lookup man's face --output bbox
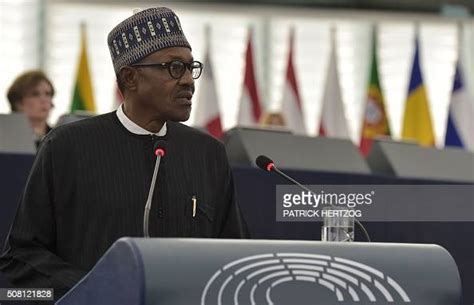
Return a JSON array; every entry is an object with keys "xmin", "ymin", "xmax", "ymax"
[{"xmin": 133, "ymin": 47, "xmax": 195, "ymax": 122}]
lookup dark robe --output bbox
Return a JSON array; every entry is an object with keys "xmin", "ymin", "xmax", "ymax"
[
  {"xmin": 0, "ymin": 112, "xmax": 248, "ymax": 301},
  {"xmin": 34, "ymin": 124, "xmax": 52, "ymax": 149}
]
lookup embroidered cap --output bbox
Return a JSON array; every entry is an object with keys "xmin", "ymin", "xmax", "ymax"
[{"xmin": 107, "ymin": 7, "xmax": 191, "ymax": 74}]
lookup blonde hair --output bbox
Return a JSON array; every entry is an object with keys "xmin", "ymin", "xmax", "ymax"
[{"xmin": 260, "ymin": 112, "xmax": 285, "ymax": 127}]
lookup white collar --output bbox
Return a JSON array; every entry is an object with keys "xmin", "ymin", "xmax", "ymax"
[{"xmin": 116, "ymin": 104, "xmax": 167, "ymax": 136}]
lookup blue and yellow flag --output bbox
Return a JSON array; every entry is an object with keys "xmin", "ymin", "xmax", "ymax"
[{"xmin": 401, "ymin": 38, "xmax": 435, "ymax": 147}]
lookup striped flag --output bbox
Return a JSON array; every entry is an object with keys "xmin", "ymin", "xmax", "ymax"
[
  {"xmin": 280, "ymin": 28, "xmax": 306, "ymax": 134},
  {"xmin": 445, "ymin": 63, "xmax": 474, "ymax": 150},
  {"xmin": 318, "ymin": 29, "xmax": 350, "ymax": 139},
  {"xmin": 401, "ymin": 37, "xmax": 435, "ymax": 147},
  {"xmin": 193, "ymin": 28, "xmax": 223, "ymax": 138},
  {"xmin": 360, "ymin": 28, "xmax": 391, "ymax": 155},
  {"xmin": 237, "ymin": 28, "xmax": 262, "ymax": 126},
  {"xmin": 70, "ymin": 23, "xmax": 96, "ymax": 113}
]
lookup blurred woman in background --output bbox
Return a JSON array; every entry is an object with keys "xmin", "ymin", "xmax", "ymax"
[
  {"xmin": 6, "ymin": 70, "xmax": 55, "ymax": 147},
  {"xmin": 260, "ymin": 111, "xmax": 286, "ymax": 127}
]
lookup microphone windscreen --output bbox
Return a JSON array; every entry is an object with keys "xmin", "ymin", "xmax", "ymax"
[
  {"xmin": 255, "ymin": 155, "xmax": 274, "ymax": 171},
  {"xmin": 154, "ymin": 140, "xmax": 167, "ymax": 157}
]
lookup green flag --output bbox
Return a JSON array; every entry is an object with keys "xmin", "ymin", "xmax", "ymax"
[{"xmin": 360, "ymin": 27, "xmax": 390, "ymax": 155}]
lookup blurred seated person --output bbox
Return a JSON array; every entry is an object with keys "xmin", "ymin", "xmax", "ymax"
[
  {"xmin": 7, "ymin": 70, "xmax": 55, "ymax": 147},
  {"xmin": 260, "ymin": 111, "xmax": 286, "ymax": 127}
]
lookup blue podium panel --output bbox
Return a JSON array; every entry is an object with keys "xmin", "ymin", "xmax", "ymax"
[
  {"xmin": 58, "ymin": 238, "xmax": 460, "ymax": 305},
  {"xmin": 0, "ymin": 153, "xmax": 35, "ymax": 290}
]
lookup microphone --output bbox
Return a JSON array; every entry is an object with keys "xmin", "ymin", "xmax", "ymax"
[
  {"xmin": 154, "ymin": 140, "xmax": 166, "ymax": 157},
  {"xmin": 255, "ymin": 155, "xmax": 371, "ymax": 242},
  {"xmin": 256, "ymin": 155, "xmax": 315, "ymax": 195},
  {"xmin": 143, "ymin": 140, "xmax": 167, "ymax": 237}
]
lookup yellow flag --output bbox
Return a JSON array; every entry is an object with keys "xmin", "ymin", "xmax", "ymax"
[
  {"xmin": 401, "ymin": 38, "xmax": 435, "ymax": 146},
  {"xmin": 70, "ymin": 23, "xmax": 96, "ymax": 113}
]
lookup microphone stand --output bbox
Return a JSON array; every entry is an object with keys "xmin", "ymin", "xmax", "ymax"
[{"xmin": 143, "ymin": 154, "xmax": 162, "ymax": 237}]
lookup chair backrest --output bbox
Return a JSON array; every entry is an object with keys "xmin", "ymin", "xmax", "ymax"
[
  {"xmin": 223, "ymin": 127, "xmax": 370, "ymax": 174},
  {"xmin": 56, "ymin": 112, "xmax": 94, "ymax": 126},
  {"xmin": 0, "ymin": 113, "xmax": 35, "ymax": 154},
  {"xmin": 367, "ymin": 139, "xmax": 474, "ymax": 182}
]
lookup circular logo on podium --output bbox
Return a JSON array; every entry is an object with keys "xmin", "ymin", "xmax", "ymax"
[{"xmin": 201, "ymin": 253, "xmax": 410, "ymax": 304}]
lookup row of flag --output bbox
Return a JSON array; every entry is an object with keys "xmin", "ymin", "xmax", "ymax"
[
  {"xmin": 70, "ymin": 24, "xmax": 473, "ymax": 155},
  {"xmin": 193, "ymin": 26, "xmax": 473, "ymax": 153},
  {"xmin": 193, "ymin": 27, "xmax": 262, "ymax": 138}
]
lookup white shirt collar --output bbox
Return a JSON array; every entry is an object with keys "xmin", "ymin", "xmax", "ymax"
[{"xmin": 116, "ymin": 104, "xmax": 167, "ymax": 136}]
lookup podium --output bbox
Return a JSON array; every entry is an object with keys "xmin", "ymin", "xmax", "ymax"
[{"xmin": 58, "ymin": 238, "xmax": 460, "ymax": 305}]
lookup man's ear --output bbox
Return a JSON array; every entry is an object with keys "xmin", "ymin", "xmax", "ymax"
[{"xmin": 118, "ymin": 66, "xmax": 138, "ymax": 92}]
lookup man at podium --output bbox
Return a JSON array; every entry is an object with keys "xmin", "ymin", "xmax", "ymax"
[{"xmin": 0, "ymin": 7, "xmax": 248, "ymax": 301}]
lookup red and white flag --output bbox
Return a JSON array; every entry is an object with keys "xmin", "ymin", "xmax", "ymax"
[
  {"xmin": 237, "ymin": 28, "xmax": 262, "ymax": 126},
  {"xmin": 193, "ymin": 34, "xmax": 223, "ymax": 138},
  {"xmin": 318, "ymin": 30, "xmax": 350, "ymax": 139},
  {"xmin": 280, "ymin": 29, "xmax": 306, "ymax": 134}
]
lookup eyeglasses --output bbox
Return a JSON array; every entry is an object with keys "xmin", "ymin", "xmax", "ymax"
[{"xmin": 131, "ymin": 60, "xmax": 203, "ymax": 80}]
